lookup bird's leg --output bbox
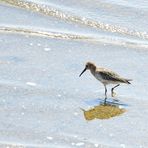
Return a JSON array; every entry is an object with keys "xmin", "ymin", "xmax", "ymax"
[
  {"xmin": 104, "ymin": 85, "xmax": 107, "ymax": 105},
  {"xmin": 111, "ymin": 84, "xmax": 120, "ymax": 97}
]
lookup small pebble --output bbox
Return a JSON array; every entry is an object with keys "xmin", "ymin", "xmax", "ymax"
[
  {"xmin": 44, "ymin": 48, "xmax": 51, "ymax": 51},
  {"xmin": 75, "ymin": 142, "xmax": 84, "ymax": 146},
  {"xmin": 47, "ymin": 136, "xmax": 53, "ymax": 140},
  {"xmin": 71, "ymin": 143, "xmax": 75, "ymax": 146},
  {"xmin": 57, "ymin": 94, "xmax": 61, "ymax": 97},
  {"xmin": 94, "ymin": 143, "xmax": 99, "ymax": 147},
  {"xmin": 26, "ymin": 82, "xmax": 37, "ymax": 86},
  {"xmin": 74, "ymin": 112, "xmax": 78, "ymax": 116},
  {"xmin": 120, "ymin": 144, "xmax": 125, "ymax": 148}
]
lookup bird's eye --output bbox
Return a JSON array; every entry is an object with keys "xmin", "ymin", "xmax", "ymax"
[{"xmin": 86, "ymin": 65, "xmax": 88, "ymax": 68}]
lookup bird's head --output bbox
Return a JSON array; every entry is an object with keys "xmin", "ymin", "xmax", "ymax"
[{"xmin": 79, "ymin": 62, "xmax": 96, "ymax": 77}]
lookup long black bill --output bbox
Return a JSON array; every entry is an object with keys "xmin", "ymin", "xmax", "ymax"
[{"xmin": 79, "ymin": 67, "xmax": 87, "ymax": 77}]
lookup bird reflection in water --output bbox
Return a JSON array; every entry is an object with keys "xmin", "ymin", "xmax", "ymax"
[{"xmin": 81, "ymin": 100, "xmax": 126, "ymax": 120}]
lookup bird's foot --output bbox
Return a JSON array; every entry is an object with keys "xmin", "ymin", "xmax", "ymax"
[
  {"xmin": 103, "ymin": 98, "xmax": 107, "ymax": 105},
  {"xmin": 111, "ymin": 91, "xmax": 116, "ymax": 97},
  {"xmin": 103, "ymin": 102, "xmax": 107, "ymax": 106}
]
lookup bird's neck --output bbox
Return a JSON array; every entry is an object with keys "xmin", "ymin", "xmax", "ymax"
[{"xmin": 90, "ymin": 66, "xmax": 96, "ymax": 75}]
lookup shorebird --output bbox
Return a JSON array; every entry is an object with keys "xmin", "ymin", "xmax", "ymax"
[{"xmin": 79, "ymin": 62, "xmax": 132, "ymax": 104}]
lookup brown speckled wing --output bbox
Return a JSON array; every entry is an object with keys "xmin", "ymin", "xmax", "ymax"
[{"xmin": 99, "ymin": 71, "xmax": 126, "ymax": 83}]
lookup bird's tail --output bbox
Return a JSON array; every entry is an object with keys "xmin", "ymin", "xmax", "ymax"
[{"xmin": 125, "ymin": 79, "xmax": 132, "ymax": 84}]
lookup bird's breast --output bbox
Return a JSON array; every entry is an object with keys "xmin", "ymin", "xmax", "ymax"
[{"xmin": 94, "ymin": 73, "xmax": 103, "ymax": 82}]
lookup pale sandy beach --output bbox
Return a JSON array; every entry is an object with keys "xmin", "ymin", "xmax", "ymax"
[{"xmin": 0, "ymin": 0, "xmax": 148, "ymax": 148}]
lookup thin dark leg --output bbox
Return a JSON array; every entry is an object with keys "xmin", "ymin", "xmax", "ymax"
[
  {"xmin": 104, "ymin": 85, "xmax": 107, "ymax": 105},
  {"xmin": 111, "ymin": 84, "xmax": 120, "ymax": 97}
]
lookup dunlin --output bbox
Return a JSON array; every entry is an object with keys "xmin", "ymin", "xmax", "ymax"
[{"xmin": 79, "ymin": 62, "xmax": 132, "ymax": 104}]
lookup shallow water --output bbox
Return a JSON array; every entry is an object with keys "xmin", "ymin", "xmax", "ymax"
[{"xmin": 0, "ymin": 0, "xmax": 148, "ymax": 147}]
